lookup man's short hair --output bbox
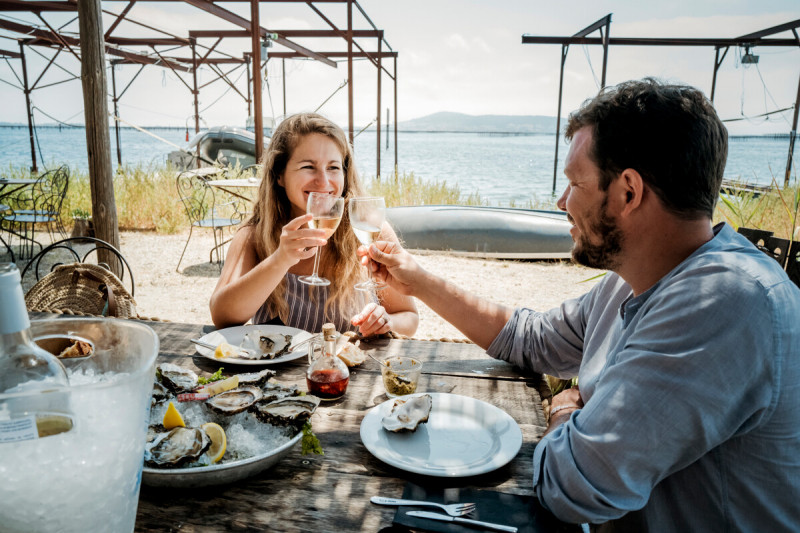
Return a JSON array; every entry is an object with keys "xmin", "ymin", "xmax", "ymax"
[{"xmin": 565, "ymin": 78, "xmax": 728, "ymax": 219}]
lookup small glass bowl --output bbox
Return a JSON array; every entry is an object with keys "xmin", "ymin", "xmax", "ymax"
[{"xmin": 380, "ymin": 356, "xmax": 422, "ymax": 398}]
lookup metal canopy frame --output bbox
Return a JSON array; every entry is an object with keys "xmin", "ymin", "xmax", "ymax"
[
  {"xmin": 0, "ymin": 0, "xmax": 398, "ymax": 177},
  {"xmin": 523, "ymin": 15, "xmax": 800, "ymax": 191}
]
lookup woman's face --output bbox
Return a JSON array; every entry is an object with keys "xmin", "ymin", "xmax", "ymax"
[{"xmin": 278, "ymin": 133, "xmax": 345, "ymax": 218}]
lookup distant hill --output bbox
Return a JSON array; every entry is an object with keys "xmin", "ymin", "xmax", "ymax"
[{"xmin": 395, "ymin": 111, "xmax": 557, "ymax": 133}]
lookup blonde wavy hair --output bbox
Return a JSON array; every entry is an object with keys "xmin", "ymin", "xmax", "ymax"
[{"xmin": 247, "ymin": 113, "xmax": 368, "ymax": 324}]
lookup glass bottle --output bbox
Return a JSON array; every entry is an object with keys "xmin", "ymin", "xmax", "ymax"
[
  {"xmin": 0, "ymin": 263, "xmax": 73, "ymax": 442},
  {"xmin": 306, "ymin": 323, "xmax": 349, "ymax": 400}
]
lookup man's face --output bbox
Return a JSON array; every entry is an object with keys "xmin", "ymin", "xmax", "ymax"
[{"xmin": 557, "ymin": 127, "xmax": 623, "ymax": 270}]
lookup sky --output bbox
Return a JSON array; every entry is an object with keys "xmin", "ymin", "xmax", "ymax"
[{"xmin": 0, "ymin": 0, "xmax": 798, "ymax": 135}]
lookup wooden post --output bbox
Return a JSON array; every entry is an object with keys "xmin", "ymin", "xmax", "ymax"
[
  {"xmin": 77, "ymin": 0, "xmax": 120, "ymax": 275},
  {"xmin": 347, "ymin": 0, "xmax": 354, "ymax": 144},
  {"xmin": 19, "ymin": 42, "xmax": 37, "ymax": 174},
  {"xmin": 552, "ymin": 44, "xmax": 568, "ymax": 195},
  {"xmin": 376, "ymin": 36, "xmax": 381, "ymax": 180},
  {"xmin": 251, "ymin": 0, "xmax": 263, "ymax": 164},
  {"xmin": 111, "ymin": 61, "xmax": 122, "ymax": 166}
]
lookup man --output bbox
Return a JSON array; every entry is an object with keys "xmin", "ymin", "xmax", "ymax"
[{"xmin": 361, "ymin": 79, "xmax": 800, "ymax": 531}]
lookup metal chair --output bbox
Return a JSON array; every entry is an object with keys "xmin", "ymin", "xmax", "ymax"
[
  {"xmin": 176, "ymin": 170, "xmax": 245, "ymax": 272},
  {"xmin": 2, "ymin": 166, "xmax": 70, "ymax": 260}
]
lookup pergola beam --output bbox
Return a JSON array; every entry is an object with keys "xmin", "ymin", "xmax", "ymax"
[
  {"xmin": 189, "ymin": 29, "xmax": 383, "ymax": 39},
  {"xmin": 521, "ymin": 36, "xmax": 797, "ymax": 47}
]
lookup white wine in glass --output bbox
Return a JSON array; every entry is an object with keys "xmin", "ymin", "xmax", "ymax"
[
  {"xmin": 348, "ymin": 196, "xmax": 387, "ymax": 291},
  {"xmin": 299, "ymin": 192, "xmax": 344, "ymax": 286}
]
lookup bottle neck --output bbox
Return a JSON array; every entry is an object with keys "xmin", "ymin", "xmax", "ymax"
[{"xmin": 0, "ymin": 276, "xmax": 30, "ymax": 337}]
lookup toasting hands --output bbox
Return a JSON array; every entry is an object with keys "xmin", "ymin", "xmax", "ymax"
[{"xmin": 356, "ymin": 241, "xmax": 423, "ymax": 296}]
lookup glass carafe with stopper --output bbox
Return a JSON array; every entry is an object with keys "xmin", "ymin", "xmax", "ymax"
[
  {"xmin": 306, "ymin": 323, "xmax": 349, "ymax": 400},
  {"xmin": 0, "ymin": 263, "xmax": 73, "ymax": 442}
]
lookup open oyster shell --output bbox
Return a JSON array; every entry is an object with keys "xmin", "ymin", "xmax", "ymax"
[
  {"xmin": 157, "ymin": 363, "xmax": 198, "ymax": 394},
  {"xmin": 236, "ymin": 368, "xmax": 277, "ymax": 387},
  {"xmin": 144, "ymin": 426, "xmax": 211, "ymax": 468},
  {"xmin": 205, "ymin": 386, "xmax": 263, "ymax": 415},
  {"xmin": 239, "ymin": 331, "xmax": 292, "ymax": 360},
  {"xmin": 381, "ymin": 394, "xmax": 432, "ymax": 433},
  {"xmin": 251, "ymin": 395, "xmax": 320, "ymax": 427}
]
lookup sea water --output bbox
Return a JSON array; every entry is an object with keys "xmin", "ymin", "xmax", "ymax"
[
  {"xmin": 0, "ymin": 125, "xmax": 795, "ymax": 205},
  {"xmin": 0, "ymin": 367, "xmax": 152, "ymax": 533}
]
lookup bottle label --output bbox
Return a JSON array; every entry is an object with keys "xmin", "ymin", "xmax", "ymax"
[{"xmin": 0, "ymin": 415, "xmax": 39, "ymax": 443}]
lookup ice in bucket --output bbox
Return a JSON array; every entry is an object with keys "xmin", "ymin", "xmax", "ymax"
[{"xmin": 0, "ymin": 319, "xmax": 159, "ymax": 533}]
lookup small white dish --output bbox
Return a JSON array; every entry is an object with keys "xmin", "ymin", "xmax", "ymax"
[
  {"xmin": 195, "ymin": 325, "xmax": 314, "ymax": 366},
  {"xmin": 360, "ymin": 392, "xmax": 522, "ymax": 477}
]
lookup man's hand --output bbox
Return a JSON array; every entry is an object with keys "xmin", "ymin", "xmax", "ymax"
[
  {"xmin": 544, "ymin": 386, "xmax": 583, "ymax": 437},
  {"xmin": 357, "ymin": 240, "xmax": 424, "ymax": 296}
]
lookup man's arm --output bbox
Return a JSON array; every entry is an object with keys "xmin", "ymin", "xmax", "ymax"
[{"xmin": 363, "ymin": 241, "xmax": 512, "ymax": 348}]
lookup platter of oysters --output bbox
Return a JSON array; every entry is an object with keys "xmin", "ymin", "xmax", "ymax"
[
  {"xmin": 195, "ymin": 325, "xmax": 315, "ymax": 365},
  {"xmin": 143, "ymin": 363, "xmax": 320, "ymax": 487},
  {"xmin": 360, "ymin": 393, "xmax": 522, "ymax": 477}
]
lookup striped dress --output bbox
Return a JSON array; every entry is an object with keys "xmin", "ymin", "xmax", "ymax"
[{"xmin": 252, "ymin": 272, "xmax": 372, "ymax": 333}]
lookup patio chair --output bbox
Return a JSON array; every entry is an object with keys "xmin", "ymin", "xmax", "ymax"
[
  {"xmin": 0, "ymin": 203, "xmax": 13, "ymax": 261},
  {"xmin": 1, "ymin": 166, "xmax": 70, "ymax": 259},
  {"xmin": 22, "ymin": 236, "xmax": 137, "ymax": 318},
  {"xmin": 176, "ymin": 170, "xmax": 245, "ymax": 272}
]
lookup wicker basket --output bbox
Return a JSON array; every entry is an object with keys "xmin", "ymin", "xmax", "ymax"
[{"xmin": 25, "ymin": 263, "xmax": 137, "ymax": 318}]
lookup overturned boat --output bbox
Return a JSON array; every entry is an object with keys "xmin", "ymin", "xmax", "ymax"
[
  {"xmin": 386, "ymin": 205, "xmax": 573, "ymax": 259},
  {"xmin": 167, "ymin": 126, "xmax": 269, "ymax": 170}
]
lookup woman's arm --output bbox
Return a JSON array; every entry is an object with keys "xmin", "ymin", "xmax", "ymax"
[
  {"xmin": 209, "ymin": 215, "xmax": 324, "ymax": 328},
  {"xmin": 350, "ymin": 223, "xmax": 419, "ymax": 337}
]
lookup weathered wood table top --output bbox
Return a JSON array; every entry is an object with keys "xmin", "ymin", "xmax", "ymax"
[{"xmin": 31, "ymin": 315, "xmax": 573, "ymax": 532}]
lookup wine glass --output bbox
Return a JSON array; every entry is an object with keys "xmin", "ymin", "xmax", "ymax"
[
  {"xmin": 348, "ymin": 196, "xmax": 387, "ymax": 292},
  {"xmin": 299, "ymin": 192, "xmax": 345, "ymax": 286}
]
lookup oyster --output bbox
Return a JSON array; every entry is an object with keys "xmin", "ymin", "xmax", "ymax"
[
  {"xmin": 251, "ymin": 395, "xmax": 320, "ymax": 427},
  {"xmin": 144, "ymin": 427, "xmax": 211, "ymax": 468},
  {"xmin": 157, "ymin": 363, "xmax": 198, "ymax": 394},
  {"xmin": 151, "ymin": 381, "xmax": 171, "ymax": 406},
  {"xmin": 240, "ymin": 331, "xmax": 292, "ymax": 360},
  {"xmin": 236, "ymin": 368, "xmax": 276, "ymax": 387},
  {"xmin": 382, "ymin": 394, "xmax": 432, "ymax": 433},
  {"xmin": 257, "ymin": 381, "xmax": 301, "ymax": 404},
  {"xmin": 205, "ymin": 386, "xmax": 263, "ymax": 415}
]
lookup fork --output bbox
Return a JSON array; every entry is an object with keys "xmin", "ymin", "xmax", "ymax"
[
  {"xmin": 370, "ymin": 496, "xmax": 476, "ymax": 517},
  {"xmin": 190, "ymin": 338, "xmax": 258, "ymax": 358}
]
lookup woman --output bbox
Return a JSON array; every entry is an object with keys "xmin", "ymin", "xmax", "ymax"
[{"xmin": 210, "ymin": 113, "xmax": 418, "ymax": 337}]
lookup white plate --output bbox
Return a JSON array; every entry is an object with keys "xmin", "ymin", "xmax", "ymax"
[
  {"xmin": 196, "ymin": 325, "xmax": 314, "ymax": 366},
  {"xmin": 360, "ymin": 393, "xmax": 522, "ymax": 477}
]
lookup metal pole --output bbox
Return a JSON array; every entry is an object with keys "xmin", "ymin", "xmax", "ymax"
[
  {"xmin": 282, "ymin": 57, "xmax": 286, "ymax": 117},
  {"xmin": 393, "ymin": 57, "xmax": 398, "ymax": 178},
  {"xmin": 191, "ymin": 39, "xmax": 199, "ymax": 133},
  {"xmin": 553, "ymin": 44, "xmax": 568, "ymax": 194},
  {"xmin": 111, "ymin": 61, "xmax": 122, "ymax": 166},
  {"xmin": 600, "ymin": 19, "xmax": 610, "ymax": 88},
  {"xmin": 245, "ymin": 54, "xmax": 252, "ymax": 117},
  {"xmin": 385, "ymin": 107, "xmax": 389, "ymax": 150},
  {"xmin": 376, "ymin": 36, "xmax": 381, "ymax": 180},
  {"xmin": 785, "ymin": 70, "xmax": 800, "ymax": 187},
  {"xmin": 250, "ymin": 0, "xmax": 264, "ymax": 164},
  {"xmin": 347, "ymin": 0, "xmax": 354, "ymax": 144},
  {"xmin": 711, "ymin": 47, "xmax": 720, "ymax": 102},
  {"xmin": 19, "ymin": 41, "xmax": 37, "ymax": 173}
]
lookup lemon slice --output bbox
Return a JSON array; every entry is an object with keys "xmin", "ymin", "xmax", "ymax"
[
  {"xmin": 202, "ymin": 422, "xmax": 226, "ymax": 463},
  {"xmin": 214, "ymin": 342, "xmax": 237, "ymax": 359},
  {"xmin": 162, "ymin": 401, "xmax": 185, "ymax": 429}
]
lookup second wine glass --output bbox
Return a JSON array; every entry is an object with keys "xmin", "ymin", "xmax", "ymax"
[
  {"xmin": 348, "ymin": 196, "xmax": 387, "ymax": 292},
  {"xmin": 299, "ymin": 192, "xmax": 344, "ymax": 287}
]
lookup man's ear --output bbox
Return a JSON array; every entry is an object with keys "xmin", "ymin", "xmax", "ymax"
[{"xmin": 617, "ymin": 168, "xmax": 644, "ymax": 216}]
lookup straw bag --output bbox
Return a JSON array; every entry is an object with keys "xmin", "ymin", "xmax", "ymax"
[{"xmin": 25, "ymin": 263, "xmax": 137, "ymax": 318}]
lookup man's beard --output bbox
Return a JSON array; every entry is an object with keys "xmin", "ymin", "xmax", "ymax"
[{"xmin": 571, "ymin": 197, "xmax": 623, "ymax": 270}]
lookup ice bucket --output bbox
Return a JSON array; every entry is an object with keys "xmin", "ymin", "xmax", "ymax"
[{"xmin": 0, "ymin": 318, "xmax": 159, "ymax": 533}]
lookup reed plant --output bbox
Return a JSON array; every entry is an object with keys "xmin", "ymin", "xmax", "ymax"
[{"xmin": 714, "ymin": 178, "xmax": 799, "ymax": 241}]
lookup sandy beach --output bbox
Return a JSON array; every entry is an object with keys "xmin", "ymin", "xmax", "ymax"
[{"xmin": 18, "ymin": 230, "xmax": 601, "ymax": 340}]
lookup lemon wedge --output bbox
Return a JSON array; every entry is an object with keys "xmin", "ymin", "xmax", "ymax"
[
  {"xmin": 162, "ymin": 401, "xmax": 185, "ymax": 429},
  {"xmin": 214, "ymin": 342, "xmax": 237, "ymax": 359},
  {"xmin": 202, "ymin": 422, "xmax": 226, "ymax": 463}
]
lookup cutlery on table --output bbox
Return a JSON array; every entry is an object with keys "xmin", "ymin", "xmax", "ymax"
[
  {"xmin": 406, "ymin": 510, "xmax": 518, "ymax": 533},
  {"xmin": 370, "ymin": 496, "xmax": 475, "ymax": 517}
]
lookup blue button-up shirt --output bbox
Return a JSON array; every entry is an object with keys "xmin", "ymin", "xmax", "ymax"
[{"xmin": 488, "ymin": 223, "xmax": 800, "ymax": 531}]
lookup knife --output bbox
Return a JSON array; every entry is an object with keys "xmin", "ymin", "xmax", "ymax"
[{"xmin": 406, "ymin": 510, "xmax": 518, "ymax": 533}]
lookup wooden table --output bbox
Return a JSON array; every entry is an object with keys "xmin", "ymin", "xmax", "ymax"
[{"xmin": 32, "ymin": 315, "xmax": 575, "ymax": 532}]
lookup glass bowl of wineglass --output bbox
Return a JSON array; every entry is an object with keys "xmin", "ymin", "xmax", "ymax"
[
  {"xmin": 299, "ymin": 192, "xmax": 344, "ymax": 287},
  {"xmin": 348, "ymin": 196, "xmax": 387, "ymax": 292}
]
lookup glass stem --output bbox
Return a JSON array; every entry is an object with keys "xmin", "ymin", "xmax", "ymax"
[{"xmin": 311, "ymin": 246, "xmax": 322, "ymax": 279}]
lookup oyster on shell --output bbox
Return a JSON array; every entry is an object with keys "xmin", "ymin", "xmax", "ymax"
[
  {"xmin": 381, "ymin": 394, "xmax": 432, "ymax": 433},
  {"xmin": 257, "ymin": 381, "xmax": 300, "ymax": 404},
  {"xmin": 157, "ymin": 363, "xmax": 198, "ymax": 394},
  {"xmin": 240, "ymin": 331, "xmax": 293, "ymax": 360},
  {"xmin": 144, "ymin": 426, "xmax": 211, "ymax": 467},
  {"xmin": 151, "ymin": 381, "xmax": 170, "ymax": 406},
  {"xmin": 236, "ymin": 368, "xmax": 276, "ymax": 387},
  {"xmin": 251, "ymin": 395, "xmax": 320, "ymax": 427},
  {"xmin": 205, "ymin": 385, "xmax": 263, "ymax": 415}
]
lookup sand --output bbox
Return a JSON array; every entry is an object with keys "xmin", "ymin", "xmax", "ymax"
[{"xmin": 17, "ymin": 230, "xmax": 604, "ymax": 340}]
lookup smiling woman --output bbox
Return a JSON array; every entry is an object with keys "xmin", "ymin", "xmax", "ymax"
[{"xmin": 208, "ymin": 113, "xmax": 419, "ymax": 338}]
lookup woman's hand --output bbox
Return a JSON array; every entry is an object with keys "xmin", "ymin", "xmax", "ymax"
[
  {"xmin": 351, "ymin": 302, "xmax": 392, "ymax": 337},
  {"xmin": 273, "ymin": 213, "xmax": 327, "ymax": 267}
]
